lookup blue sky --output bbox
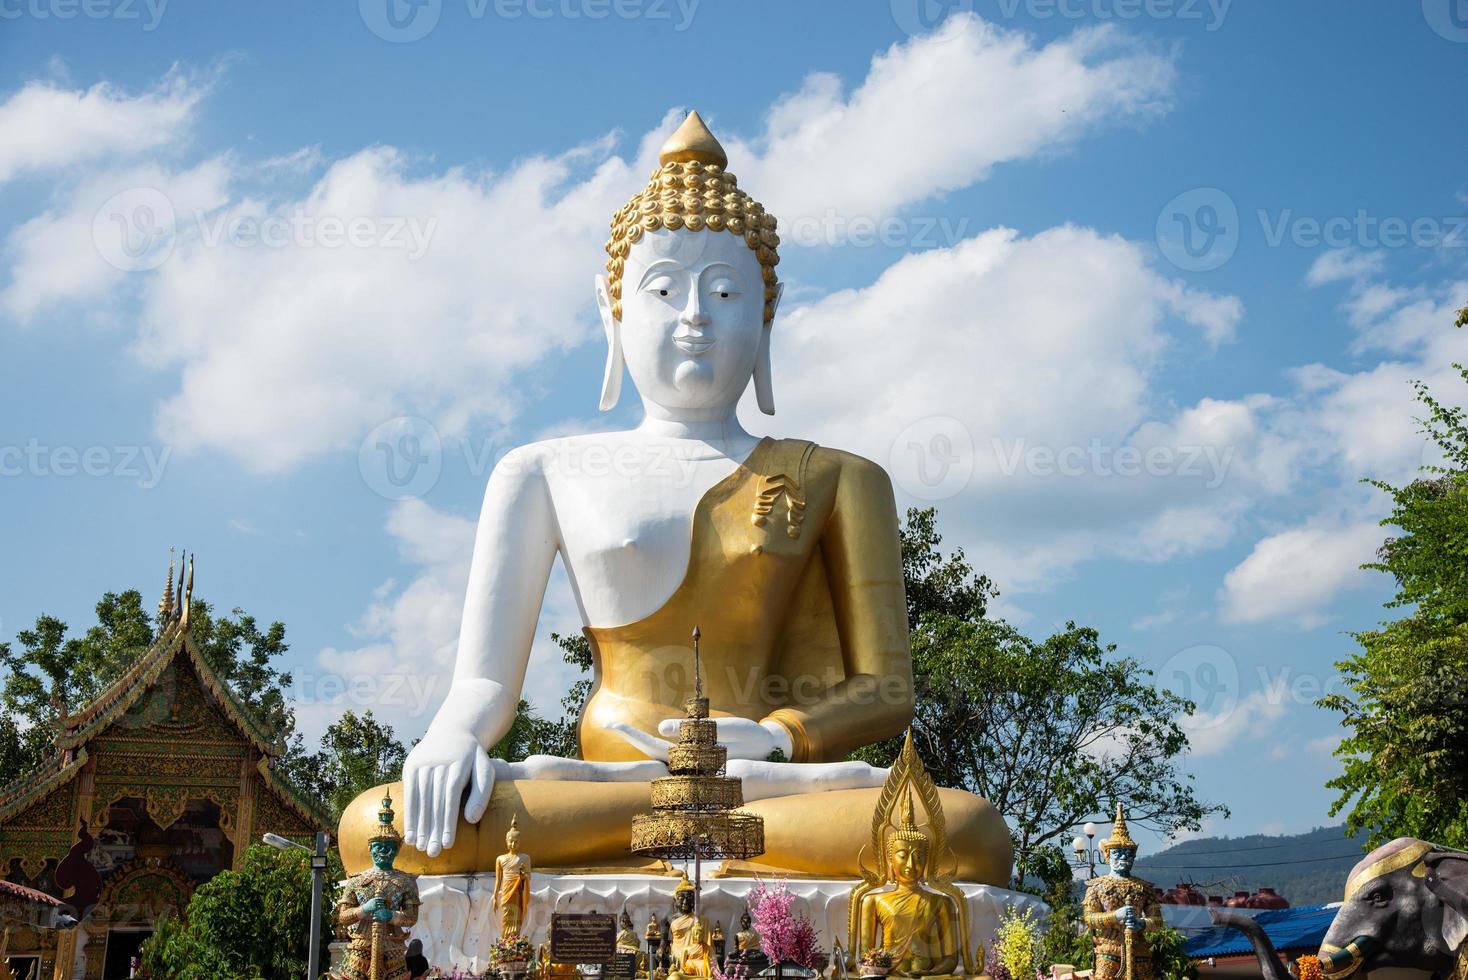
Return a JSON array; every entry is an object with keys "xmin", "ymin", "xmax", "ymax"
[{"xmin": 2, "ymin": 1, "xmax": 1466, "ymax": 865}]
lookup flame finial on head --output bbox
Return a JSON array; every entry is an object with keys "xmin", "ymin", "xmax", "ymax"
[
  {"xmin": 659, "ymin": 110, "xmax": 728, "ymax": 168},
  {"xmin": 886, "ymin": 788, "xmax": 928, "ymax": 855},
  {"xmin": 1100, "ymin": 802, "xmax": 1137, "ymax": 858},
  {"xmin": 370, "ymin": 789, "xmax": 403, "ymax": 845}
]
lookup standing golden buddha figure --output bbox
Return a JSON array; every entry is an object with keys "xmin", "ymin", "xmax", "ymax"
[
  {"xmin": 331, "ymin": 793, "xmax": 420, "ymax": 980},
  {"xmin": 1082, "ymin": 806, "xmax": 1162, "ymax": 980},
  {"xmin": 494, "ymin": 814, "xmax": 532, "ymax": 938}
]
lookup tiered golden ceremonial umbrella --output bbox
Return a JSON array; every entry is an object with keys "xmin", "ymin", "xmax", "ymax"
[{"xmin": 631, "ymin": 627, "xmax": 765, "ymax": 913}]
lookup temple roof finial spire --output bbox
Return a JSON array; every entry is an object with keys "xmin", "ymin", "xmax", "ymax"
[
  {"xmin": 158, "ymin": 547, "xmax": 176, "ymax": 622},
  {"xmin": 180, "ymin": 553, "xmax": 195, "ymax": 629}
]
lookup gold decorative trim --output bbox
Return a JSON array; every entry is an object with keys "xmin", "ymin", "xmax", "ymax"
[{"xmin": 1344, "ymin": 841, "xmax": 1432, "ymax": 900}]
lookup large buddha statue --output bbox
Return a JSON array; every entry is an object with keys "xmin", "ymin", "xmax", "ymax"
[{"xmin": 340, "ymin": 110, "xmax": 1010, "ymax": 884}]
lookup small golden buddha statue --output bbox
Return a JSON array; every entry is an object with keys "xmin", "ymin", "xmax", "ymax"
[
  {"xmin": 734, "ymin": 907, "xmax": 761, "ymax": 956},
  {"xmin": 618, "ymin": 909, "xmax": 642, "ymax": 953},
  {"xmin": 850, "ymin": 733, "xmax": 973, "ymax": 977},
  {"xmin": 618, "ymin": 908, "xmax": 650, "ymax": 977},
  {"xmin": 494, "ymin": 814, "xmax": 532, "ymax": 938},
  {"xmin": 858, "ymin": 792, "xmax": 959, "ymax": 976},
  {"xmin": 538, "ymin": 941, "xmax": 579, "ymax": 980},
  {"xmin": 670, "ymin": 919, "xmax": 716, "ymax": 980},
  {"xmin": 668, "ymin": 872, "xmax": 706, "ymax": 965}
]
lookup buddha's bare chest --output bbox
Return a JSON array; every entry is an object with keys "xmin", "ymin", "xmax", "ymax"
[{"xmin": 543, "ymin": 447, "xmax": 749, "ymax": 623}]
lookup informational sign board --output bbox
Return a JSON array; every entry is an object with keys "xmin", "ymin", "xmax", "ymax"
[
  {"xmin": 550, "ymin": 912, "xmax": 618, "ymax": 964},
  {"xmin": 603, "ymin": 952, "xmax": 638, "ymax": 980}
]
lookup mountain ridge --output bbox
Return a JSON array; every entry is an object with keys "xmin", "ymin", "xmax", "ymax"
[{"xmin": 1132, "ymin": 824, "xmax": 1372, "ymax": 906}]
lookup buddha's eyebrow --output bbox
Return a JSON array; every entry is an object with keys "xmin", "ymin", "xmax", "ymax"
[
  {"xmin": 698, "ymin": 262, "xmax": 742, "ymax": 281},
  {"xmin": 633, "ymin": 258, "xmax": 687, "ymax": 288}
]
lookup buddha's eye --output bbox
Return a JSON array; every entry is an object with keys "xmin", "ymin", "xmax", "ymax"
[
  {"xmin": 644, "ymin": 276, "xmax": 679, "ymax": 299},
  {"xmin": 709, "ymin": 279, "xmax": 740, "ymax": 300}
]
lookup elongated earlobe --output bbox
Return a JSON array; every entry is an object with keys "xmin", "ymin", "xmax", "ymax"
[
  {"xmin": 753, "ymin": 283, "xmax": 782, "ymax": 415},
  {"xmin": 595, "ymin": 274, "xmax": 623, "ymax": 411}
]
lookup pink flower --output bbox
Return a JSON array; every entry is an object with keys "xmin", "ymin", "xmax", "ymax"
[{"xmin": 747, "ymin": 878, "xmax": 823, "ymax": 970}]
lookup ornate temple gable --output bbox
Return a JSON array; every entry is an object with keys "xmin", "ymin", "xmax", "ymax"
[
  {"xmin": 0, "ymin": 571, "xmax": 331, "ymax": 889},
  {"xmin": 56, "ymin": 623, "xmax": 282, "ymax": 758},
  {"xmin": 252, "ymin": 765, "xmax": 322, "ymax": 841}
]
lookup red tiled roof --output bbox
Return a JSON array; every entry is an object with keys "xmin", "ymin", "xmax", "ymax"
[{"xmin": 0, "ymin": 879, "xmax": 63, "ymax": 906}]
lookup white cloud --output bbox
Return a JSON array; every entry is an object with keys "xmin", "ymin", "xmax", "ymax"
[
  {"xmin": 1185, "ymin": 679, "xmax": 1291, "ymax": 756},
  {"xmin": 3, "ymin": 15, "xmax": 1179, "ymax": 473},
  {"xmin": 0, "ymin": 71, "xmax": 205, "ymax": 184},
  {"xmin": 1306, "ymin": 248, "xmax": 1386, "ymax": 287},
  {"xmin": 762, "ymin": 224, "xmax": 1247, "ymax": 589},
  {"xmin": 736, "ymin": 15, "xmax": 1177, "ymax": 228},
  {"xmin": 1219, "ymin": 521, "xmax": 1383, "ymax": 627},
  {"xmin": 1214, "ymin": 265, "xmax": 1468, "ymax": 626},
  {"xmin": 2, "ymin": 159, "xmax": 231, "ymax": 321}
]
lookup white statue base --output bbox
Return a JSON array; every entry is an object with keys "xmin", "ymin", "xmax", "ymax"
[{"xmin": 408, "ymin": 872, "xmax": 1047, "ymax": 974}]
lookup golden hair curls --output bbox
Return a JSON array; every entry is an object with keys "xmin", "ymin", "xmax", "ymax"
[{"xmin": 604, "ymin": 112, "xmax": 780, "ymax": 325}]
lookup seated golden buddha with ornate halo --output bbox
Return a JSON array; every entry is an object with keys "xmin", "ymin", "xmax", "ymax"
[{"xmin": 339, "ymin": 111, "xmax": 1010, "ymax": 885}]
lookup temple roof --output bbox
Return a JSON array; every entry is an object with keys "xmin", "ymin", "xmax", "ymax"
[{"xmin": 0, "ymin": 618, "xmax": 328, "ymax": 832}]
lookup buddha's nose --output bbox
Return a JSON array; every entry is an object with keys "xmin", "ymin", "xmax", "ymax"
[{"xmin": 678, "ymin": 294, "xmax": 710, "ymax": 331}]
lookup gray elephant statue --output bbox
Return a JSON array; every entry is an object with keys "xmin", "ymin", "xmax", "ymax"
[{"xmin": 1215, "ymin": 838, "xmax": 1468, "ymax": 980}]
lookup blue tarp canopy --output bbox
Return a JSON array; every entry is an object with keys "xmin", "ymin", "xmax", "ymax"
[{"xmin": 1184, "ymin": 904, "xmax": 1339, "ymax": 960}]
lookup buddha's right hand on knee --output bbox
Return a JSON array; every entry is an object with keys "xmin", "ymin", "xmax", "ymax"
[{"xmin": 402, "ymin": 727, "xmax": 495, "ymax": 857}]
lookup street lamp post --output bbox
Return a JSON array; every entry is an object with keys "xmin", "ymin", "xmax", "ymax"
[
  {"xmin": 1070, "ymin": 821, "xmax": 1100, "ymax": 879},
  {"xmin": 265, "ymin": 831, "xmax": 330, "ymax": 979}
]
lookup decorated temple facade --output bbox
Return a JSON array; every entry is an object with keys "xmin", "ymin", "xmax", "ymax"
[{"xmin": 0, "ymin": 563, "xmax": 330, "ymax": 979}]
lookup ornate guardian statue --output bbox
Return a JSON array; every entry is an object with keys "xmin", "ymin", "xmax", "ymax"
[
  {"xmin": 332, "ymin": 793, "xmax": 421, "ymax": 980},
  {"xmin": 340, "ymin": 110, "xmax": 1010, "ymax": 884},
  {"xmin": 1082, "ymin": 806, "xmax": 1161, "ymax": 980}
]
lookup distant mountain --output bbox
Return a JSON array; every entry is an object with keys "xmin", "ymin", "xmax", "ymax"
[{"xmin": 1133, "ymin": 824, "xmax": 1372, "ymax": 907}]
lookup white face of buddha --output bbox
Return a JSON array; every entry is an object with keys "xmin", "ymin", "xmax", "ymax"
[{"xmin": 610, "ymin": 227, "xmax": 767, "ymax": 415}]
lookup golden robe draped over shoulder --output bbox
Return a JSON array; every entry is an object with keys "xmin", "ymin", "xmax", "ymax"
[{"xmin": 581, "ymin": 437, "xmax": 914, "ymax": 763}]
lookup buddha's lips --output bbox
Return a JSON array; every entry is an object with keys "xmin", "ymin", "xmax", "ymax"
[{"xmin": 674, "ymin": 337, "xmax": 714, "ymax": 354}]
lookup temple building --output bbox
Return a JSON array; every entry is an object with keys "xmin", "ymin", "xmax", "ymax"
[{"xmin": 0, "ymin": 559, "xmax": 330, "ymax": 979}]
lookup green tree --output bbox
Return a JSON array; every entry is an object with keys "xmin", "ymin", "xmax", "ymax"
[
  {"xmin": 138, "ymin": 844, "xmax": 340, "ymax": 980},
  {"xmin": 1319, "ymin": 308, "xmax": 1468, "ymax": 847},
  {"xmin": 898, "ymin": 506, "xmax": 997, "ymax": 628},
  {"xmin": 0, "ymin": 590, "xmax": 298, "ymax": 788},
  {"xmin": 277, "ymin": 709, "xmax": 408, "ymax": 822},
  {"xmin": 856, "ymin": 612, "xmax": 1223, "ymax": 886}
]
